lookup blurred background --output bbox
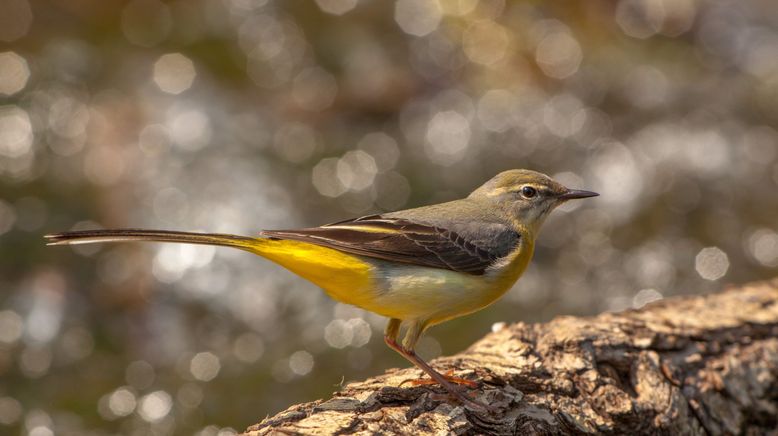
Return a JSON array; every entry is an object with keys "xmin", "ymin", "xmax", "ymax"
[{"xmin": 1, "ymin": 0, "xmax": 778, "ymax": 434}]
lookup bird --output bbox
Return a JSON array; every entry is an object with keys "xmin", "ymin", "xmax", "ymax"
[{"xmin": 46, "ymin": 169, "xmax": 597, "ymax": 411}]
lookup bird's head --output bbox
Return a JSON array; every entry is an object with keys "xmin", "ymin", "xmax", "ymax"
[{"xmin": 468, "ymin": 169, "xmax": 598, "ymax": 233}]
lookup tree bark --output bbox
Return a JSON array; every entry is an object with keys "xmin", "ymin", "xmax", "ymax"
[{"xmin": 243, "ymin": 279, "xmax": 778, "ymax": 435}]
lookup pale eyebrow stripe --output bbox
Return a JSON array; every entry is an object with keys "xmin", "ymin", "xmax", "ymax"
[{"xmin": 487, "ymin": 184, "xmax": 545, "ymax": 196}]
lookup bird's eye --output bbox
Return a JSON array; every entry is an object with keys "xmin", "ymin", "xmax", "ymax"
[{"xmin": 521, "ymin": 186, "xmax": 537, "ymax": 199}]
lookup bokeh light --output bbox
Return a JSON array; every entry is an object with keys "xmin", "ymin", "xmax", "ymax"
[
  {"xmin": 105, "ymin": 387, "xmax": 137, "ymax": 419},
  {"xmin": 315, "ymin": 0, "xmax": 358, "ymax": 16},
  {"xmin": 0, "ymin": 106, "xmax": 33, "ymax": 159},
  {"xmin": 190, "ymin": 352, "xmax": 221, "ymax": 382},
  {"xmin": 395, "ymin": 0, "xmax": 442, "ymax": 37},
  {"xmin": 137, "ymin": 391, "xmax": 173, "ymax": 423},
  {"xmin": 0, "ymin": 52, "xmax": 29, "ymax": 95},
  {"xmin": 695, "ymin": 247, "xmax": 730, "ymax": 281},
  {"xmin": 153, "ymin": 53, "xmax": 197, "ymax": 95}
]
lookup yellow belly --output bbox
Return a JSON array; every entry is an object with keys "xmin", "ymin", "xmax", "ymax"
[
  {"xmin": 370, "ymin": 238, "xmax": 534, "ymax": 324},
  {"xmin": 245, "ymin": 236, "xmax": 535, "ymax": 324}
]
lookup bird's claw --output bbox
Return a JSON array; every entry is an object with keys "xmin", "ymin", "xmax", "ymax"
[{"xmin": 400, "ymin": 369, "xmax": 480, "ymax": 388}]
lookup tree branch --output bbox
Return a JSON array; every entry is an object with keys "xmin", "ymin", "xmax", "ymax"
[{"xmin": 243, "ymin": 279, "xmax": 778, "ymax": 435}]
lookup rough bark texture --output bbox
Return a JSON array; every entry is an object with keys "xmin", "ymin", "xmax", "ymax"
[{"xmin": 244, "ymin": 280, "xmax": 778, "ymax": 435}]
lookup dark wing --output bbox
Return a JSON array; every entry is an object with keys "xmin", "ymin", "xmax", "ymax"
[{"xmin": 261, "ymin": 215, "xmax": 519, "ymax": 275}]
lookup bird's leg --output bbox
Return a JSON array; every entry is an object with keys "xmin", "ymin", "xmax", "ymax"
[
  {"xmin": 383, "ymin": 319, "xmax": 488, "ymax": 411},
  {"xmin": 394, "ymin": 320, "xmax": 476, "ymax": 388}
]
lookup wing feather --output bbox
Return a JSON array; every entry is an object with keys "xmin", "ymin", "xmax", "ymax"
[{"xmin": 261, "ymin": 216, "xmax": 519, "ymax": 275}]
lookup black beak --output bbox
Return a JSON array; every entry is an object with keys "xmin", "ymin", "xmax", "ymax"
[{"xmin": 558, "ymin": 189, "xmax": 599, "ymax": 200}]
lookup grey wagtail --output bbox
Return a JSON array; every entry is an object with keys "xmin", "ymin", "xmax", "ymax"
[{"xmin": 46, "ymin": 169, "xmax": 597, "ymax": 411}]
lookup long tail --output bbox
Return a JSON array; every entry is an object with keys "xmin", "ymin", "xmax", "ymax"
[
  {"xmin": 45, "ymin": 229, "xmax": 258, "ymax": 251},
  {"xmin": 47, "ymin": 229, "xmax": 378, "ymax": 308}
]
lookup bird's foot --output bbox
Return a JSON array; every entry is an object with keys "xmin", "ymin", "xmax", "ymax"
[
  {"xmin": 401, "ymin": 370, "xmax": 498, "ymax": 413},
  {"xmin": 401, "ymin": 369, "xmax": 479, "ymax": 388}
]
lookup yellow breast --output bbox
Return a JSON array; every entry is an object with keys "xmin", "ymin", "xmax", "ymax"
[
  {"xmin": 246, "ymin": 234, "xmax": 535, "ymax": 325},
  {"xmin": 362, "ymin": 236, "xmax": 535, "ymax": 324}
]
